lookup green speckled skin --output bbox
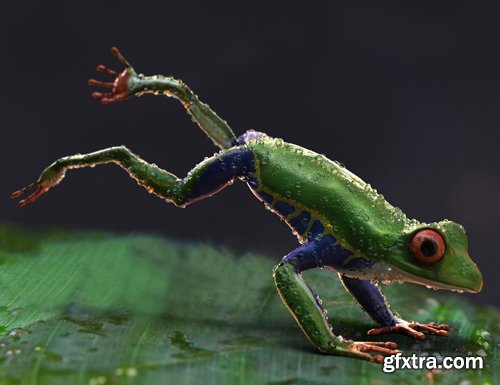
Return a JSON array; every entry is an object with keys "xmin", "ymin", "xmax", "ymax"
[
  {"xmin": 250, "ymin": 136, "xmax": 404, "ymax": 249},
  {"xmin": 248, "ymin": 136, "xmax": 481, "ymax": 292},
  {"xmin": 12, "ymin": 48, "xmax": 483, "ymax": 363}
]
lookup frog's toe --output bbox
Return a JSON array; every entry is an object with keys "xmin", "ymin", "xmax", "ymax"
[
  {"xmin": 368, "ymin": 320, "xmax": 449, "ymax": 340},
  {"xmin": 88, "ymin": 79, "xmax": 115, "ymax": 89},
  {"xmin": 11, "ymin": 182, "xmax": 46, "ymax": 207},
  {"xmin": 411, "ymin": 322, "xmax": 449, "ymax": 336},
  {"xmin": 362, "ymin": 341, "xmax": 398, "ymax": 349},
  {"xmin": 96, "ymin": 64, "xmax": 119, "ymax": 77},
  {"xmin": 351, "ymin": 340, "xmax": 401, "ymax": 363}
]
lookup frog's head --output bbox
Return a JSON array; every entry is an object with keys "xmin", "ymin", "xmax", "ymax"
[{"xmin": 380, "ymin": 220, "xmax": 482, "ymax": 293}]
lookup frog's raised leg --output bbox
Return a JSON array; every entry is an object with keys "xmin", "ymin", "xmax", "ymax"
[
  {"xmin": 340, "ymin": 276, "xmax": 449, "ymax": 340},
  {"xmin": 89, "ymin": 47, "xmax": 236, "ymax": 150},
  {"xmin": 273, "ymin": 235, "xmax": 400, "ymax": 363},
  {"xmin": 11, "ymin": 145, "xmax": 255, "ymax": 207}
]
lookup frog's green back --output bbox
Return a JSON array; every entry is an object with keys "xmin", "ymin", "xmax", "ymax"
[{"xmin": 248, "ymin": 137, "xmax": 410, "ymax": 258}]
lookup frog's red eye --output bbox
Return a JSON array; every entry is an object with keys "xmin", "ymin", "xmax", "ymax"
[{"xmin": 409, "ymin": 229, "xmax": 446, "ymax": 264}]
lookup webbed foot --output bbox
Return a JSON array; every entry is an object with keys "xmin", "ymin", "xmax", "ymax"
[
  {"xmin": 368, "ymin": 320, "xmax": 449, "ymax": 340},
  {"xmin": 11, "ymin": 166, "xmax": 66, "ymax": 207},
  {"xmin": 88, "ymin": 47, "xmax": 138, "ymax": 104},
  {"xmin": 350, "ymin": 341, "xmax": 400, "ymax": 363}
]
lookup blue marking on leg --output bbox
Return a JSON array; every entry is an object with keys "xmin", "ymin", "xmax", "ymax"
[
  {"xmin": 257, "ymin": 191, "xmax": 274, "ymax": 204},
  {"xmin": 288, "ymin": 210, "xmax": 311, "ymax": 235},
  {"xmin": 282, "ymin": 233, "xmax": 361, "ymax": 272},
  {"xmin": 282, "ymin": 235, "xmax": 337, "ymax": 272},
  {"xmin": 280, "ymin": 236, "xmax": 392, "ymax": 325},
  {"xmin": 247, "ymin": 178, "xmax": 259, "ymax": 188},
  {"xmin": 323, "ymin": 244, "xmax": 375, "ymax": 281},
  {"xmin": 298, "ymin": 235, "xmax": 375, "ymax": 277},
  {"xmin": 187, "ymin": 147, "xmax": 257, "ymax": 201},
  {"xmin": 307, "ymin": 220, "xmax": 325, "ymax": 240},
  {"xmin": 340, "ymin": 276, "xmax": 397, "ymax": 326},
  {"xmin": 273, "ymin": 201, "xmax": 295, "ymax": 217},
  {"xmin": 280, "ymin": 237, "xmax": 340, "ymax": 311}
]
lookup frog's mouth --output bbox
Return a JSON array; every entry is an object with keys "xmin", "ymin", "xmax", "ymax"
[
  {"xmin": 372, "ymin": 263, "xmax": 482, "ymax": 294},
  {"xmin": 400, "ymin": 273, "xmax": 479, "ymax": 294}
]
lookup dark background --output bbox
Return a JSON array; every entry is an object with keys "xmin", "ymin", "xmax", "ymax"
[{"xmin": 1, "ymin": 1, "xmax": 498, "ymax": 306}]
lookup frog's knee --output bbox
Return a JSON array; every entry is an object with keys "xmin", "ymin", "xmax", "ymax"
[
  {"xmin": 272, "ymin": 262, "xmax": 296, "ymax": 289},
  {"xmin": 111, "ymin": 145, "xmax": 132, "ymax": 156},
  {"xmin": 235, "ymin": 130, "xmax": 268, "ymax": 145}
]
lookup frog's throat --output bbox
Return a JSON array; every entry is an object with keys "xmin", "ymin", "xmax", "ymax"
[{"xmin": 370, "ymin": 263, "xmax": 479, "ymax": 294}]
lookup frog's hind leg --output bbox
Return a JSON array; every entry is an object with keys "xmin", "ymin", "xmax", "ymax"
[
  {"xmin": 12, "ymin": 145, "xmax": 257, "ymax": 207},
  {"xmin": 273, "ymin": 236, "xmax": 400, "ymax": 362}
]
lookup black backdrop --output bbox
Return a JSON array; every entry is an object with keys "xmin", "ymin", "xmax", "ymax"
[{"xmin": 2, "ymin": 1, "xmax": 499, "ymax": 306}]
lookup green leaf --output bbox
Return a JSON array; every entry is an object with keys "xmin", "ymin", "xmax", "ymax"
[{"xmin": 0, "ymin": 225, "xmax": 497, "ymax": 385}]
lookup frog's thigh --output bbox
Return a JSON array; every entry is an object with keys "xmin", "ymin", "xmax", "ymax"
[
  {"xmin": 173, "ymin": 146, "xmax": 258, "ymax": 206},
  {"xmin": 273, "ymin": 236, "xmax": 346, "ymax": 353}
]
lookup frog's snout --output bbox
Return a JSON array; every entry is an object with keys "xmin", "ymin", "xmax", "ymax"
[
  {"xmin": 465, "ymin": 260, "xmax": 483, "ymax": 293},
  {"xmin": 453, "ymin": 251, "xmax": 483, "ymax": 293}
]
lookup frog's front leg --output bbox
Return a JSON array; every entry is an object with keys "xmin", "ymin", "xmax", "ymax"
[
  {"xmin": 273, "ymin": 236, "xmax": 400, "ymax": 363},
  {"xmin": 88, "ymin": 47, "xmax": 236, "ymax": 150},
  {"xmin": 340, "ymin": 276, "xmax": 449, "ymax": 340}
]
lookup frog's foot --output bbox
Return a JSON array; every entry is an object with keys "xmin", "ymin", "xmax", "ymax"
[
  {"xmin": 88, "ymin": 47, "xmax": 137, "ymax": 105},
  {"xmin": 11, "ymin": 168, "xmax": 66, "ymax": 207},
  {"xmin": 350, "ymin": 341, "xmax": 401, "ymax": 363},
  {"xmin": 368, "ymin": 320, "xmax": 449, "ymax": 340},
  {"xmin": 11, "ymin": 181, "xmax": 52, "ymax": 207}
]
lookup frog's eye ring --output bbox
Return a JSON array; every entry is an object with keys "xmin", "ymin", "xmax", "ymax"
[{"xmin": 409, "ymin": 229, "xmax": 446, "ymax": 263}]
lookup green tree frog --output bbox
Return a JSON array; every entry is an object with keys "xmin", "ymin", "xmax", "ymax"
[{"xmin": 12, "ymin": 48, "xmax": 483, "ymax": 363}]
